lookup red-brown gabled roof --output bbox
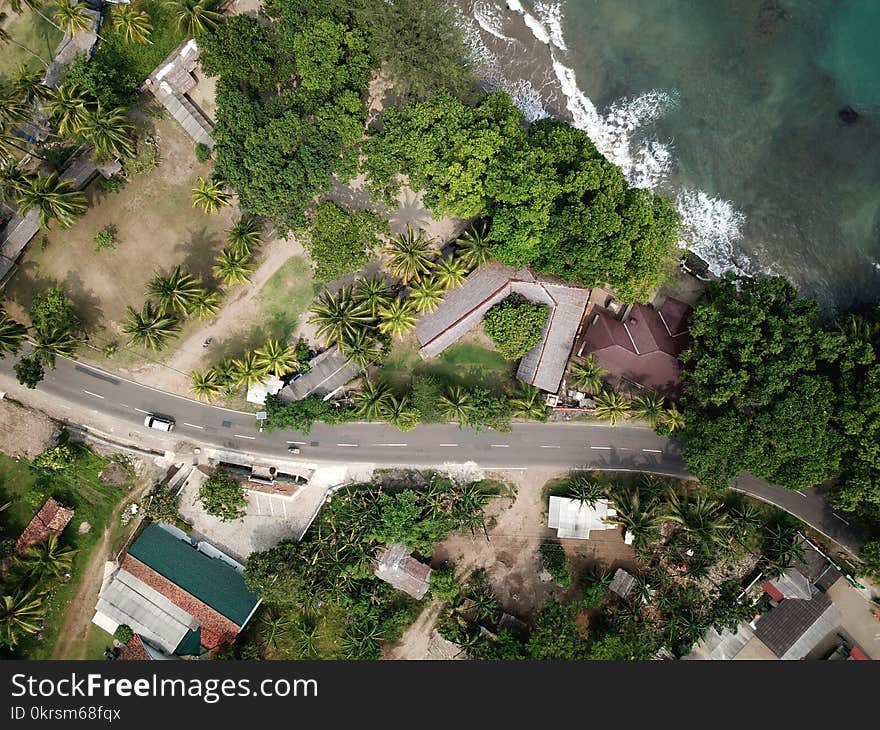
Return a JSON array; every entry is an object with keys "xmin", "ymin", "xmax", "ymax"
[
  {"xmin": 117, "ymin": 635, "xmax": 152, "ymax": 661},
  {"xmin": 762, "ymin": 581, "xmax": 785, "ymax": 603},
  {"xmin": 16, "ymin": 498, "xmax": 74, "ymax": 552},
  {"xmin": 849, "ymin": 645, "xmax": 870, "ymax": 660}
]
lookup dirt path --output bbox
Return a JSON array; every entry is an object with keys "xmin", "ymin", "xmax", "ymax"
[
  {"xmin": 385, "ymin": 601, "xmax": 462, "ymax": 661},
  {"xmin": 51, "ymin": 477, "xmax": 153, "ymax": 660}
]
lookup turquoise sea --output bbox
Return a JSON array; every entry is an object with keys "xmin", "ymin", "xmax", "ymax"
[{"xmin": 463, "ymin": 0, "xmax": 880, "ymax": 312}]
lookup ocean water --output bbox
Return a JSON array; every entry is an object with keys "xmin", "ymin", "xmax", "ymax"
[{"xmin": 459, "ymin": 0, "xmax": 880, "ymax": 312}]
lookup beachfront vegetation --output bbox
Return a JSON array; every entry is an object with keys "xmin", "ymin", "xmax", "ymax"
[{"xmin": 482, "ymin": 294, "xmax": 549, "ymax": 361}]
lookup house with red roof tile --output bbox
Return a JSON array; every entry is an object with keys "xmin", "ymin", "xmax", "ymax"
[{"xmin": 16, "ymin": 498, "xmax": 74, "ymax": 553}]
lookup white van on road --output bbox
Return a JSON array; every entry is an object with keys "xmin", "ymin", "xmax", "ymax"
[{"xmin": 143, "ymin": 414, "xmax": 175, "ymax": 431}]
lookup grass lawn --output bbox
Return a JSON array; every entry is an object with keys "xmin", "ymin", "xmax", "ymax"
[
  {"xmin": 0, "ymin": 446, "xmax": 135, "ymax": 659},
  {"xmin": 377, "ymin": 338, "xmax": 516, "ymax": 395},
  {"xmin": 0, "ymin": 8, "xmax": 62, "ymax": 78}
]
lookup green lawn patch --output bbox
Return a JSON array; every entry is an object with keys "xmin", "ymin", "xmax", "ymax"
[{"xmin": 0, "ymin": 11, "xmax": 62, "ymax": 78}]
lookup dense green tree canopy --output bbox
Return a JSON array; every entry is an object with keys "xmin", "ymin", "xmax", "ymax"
[
  {"xmin": 304, "ymin": 201, "xmax": 385, "ymax": 281},
  {"xmin": 482, "ymin": 294, "xmax": 548, "ymax": 361}
]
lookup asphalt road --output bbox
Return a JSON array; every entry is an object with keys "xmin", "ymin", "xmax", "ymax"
[{"xmin": 0, "ymin": 352, "xmax": 865, "ymax": 554}]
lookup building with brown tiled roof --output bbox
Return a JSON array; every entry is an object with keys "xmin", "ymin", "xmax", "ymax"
[
  {"xmin": 92, "ymin": 523, "xmax": 260, "ymax": 658},
  {"xmin": 577, "ymin": 297, "xmax": 694, "ymax": 395},
  {"xmin": 414, "ymin": 262, "xmax": 590, "ymax": 394},
  {"xmin": 16, "ymin": 498, "xmax": 75, "ymax": 552},
  {"xmin": 117, "ymin": 635, "xmax": 153, "ymax": 661},
  {"xmin": 374, "ymin": 544, "xmax": 432, "ymax": 600}
]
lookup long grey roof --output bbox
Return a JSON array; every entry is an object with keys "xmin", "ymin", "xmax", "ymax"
[{"xmin": 754, "ymin": 592, "xmax": 842, "ymax": 659}]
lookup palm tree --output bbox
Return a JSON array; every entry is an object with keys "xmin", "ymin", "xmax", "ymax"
[
  {"xmin": 77, "ymin": 104, "xmax": 134, "ymax": 159},
  {"xmin": 567, "ymin": 474, "xmax": 605, "ymax": 507},
  {"xmin": 0, "ymin": 310, "xmax": 28, "ymax": 357},
  {"xmin": 258, "ymin": 611, "xmax": 290, "ymax": 652},
  {"xmin": 32, "ymin": 325, "xmax": 78, "ymax": 366},
  {"xmin": 0, "ymin": 163, "xmax": 28, "ymax": 201},
  {"xmin": 568, "ymin": 355, "xmax": 607, "ymax": 395},
  {"xmin": 438, "ymin": 385, "xmax": 474, "ymax": 425},
  {"xmin": 761, "ymin": 522, "xmax": 805, "ymax": 578},
  {"xmin": 147, "ymin": 265, "xmax": 203, "ymax": 315},
  {"xmin": 663, "ymin": 489, "xmax": 731, "ymax": 555},
  {"xmin": 13, "ymin": 533, "xmax": 77, "ymax": 584},
  {"xmin": 165, "ymin": 0, "xmax": 223, "ymax": 36},
  {"xmin": 510, "ymin": 384, "xmax": 549, "ymax": 420},
  {"xmin": 384, "ymin": 394, "xmax": 418, "ymax": 431},
  {"xmin": 354, "ymin": 275, "xmax": 392, "ymax": 318},
  {"xmin": 455, "ymin": 221, "xmax": 492, "ymax": 270},
  {"xmin": 378, "ymin": 298, "xmax": 418, "ymax": 338},
  {"xmin": 382, "ymin": 224, "xmax": 437, "ymax": 283},
  {"xmin": 190, "ymin": 288, "xmax": 221, "ymax": 320},
  {"xmin": 0, "ymin": 588, "xmax": 45, "ymax": 647},
  {"xmin": 12, "ymin": 66, "xmax": 51, "ymax": 103},
  {"xmin": 226, "ymin": 216, "xmax": 261, "ymax": 257},
  {"xmin": 213, "ymin": 248, "xmax": 253, "ymax": 286},
  {"xmin": 46, "ymin": 84, "xmax": 90, "ymax": 137},
  {"xmin": 15, "ymin": 171, "xmax": 87, "ymax": 229},
  {"xmin": 123, "ymin": 301, "xmax": 181, "ymax": 351},
  {"xmin": 433, "ymin": 255, "xmax": 469, "ymax": 291},
  {"xmin": 631, "ymin": 391, "xmax": 665, "ymax": 429},
  {"xmin": 254, "ymin": 338, "xmax": 298, "ymax": 377},
  {"xmin": 607, "ymin": 487, "xmax": 660, "ymax": 552},
  {"xmin": 593, "ymin": 389, "xmax": 630, "ymax": 426},
  {"xmin": 308, "ymin": 286, "xmax": 374, "ymax": 347},
  {"xmin": 407, "ymin": 276, "xmax": 445, "ymax": 314},
  {"xmin": 211, "ymin": 360, "xmax": 239, "ymax": 394},
  {"xmin": 353, "ymin": 379, "xmax": 392, "ymax": 421},
  {"xmin": 53, "ymin": 1, "xmax": 93, "ymax": 36},
  {"xmin": 190, "ymin": 369, "xmax": 222, "ymax": 402},
  {"xmin": 339, "ymin": 327, "xmax": 381, "ymax": 370},
  {"xmin": 112, "ymin": 4, "xmax": 153, "ymax": 45},
  {"xmin": 661, "ymin": 403, "xmax": 685, "ymax": 433},
  {"xmin": 0, "ymin": 13, "xmax": 50, "ymax": 67},
  {"xmin": 191, "ymin": 176, "xmax": 231, "ymax": 213},
  {"xmin": 233, "ymin": 351, "xmax": 269, "ymax": 389}
]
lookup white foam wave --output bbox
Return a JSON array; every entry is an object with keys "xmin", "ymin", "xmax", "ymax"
[
  {"xmin": 506, "ymin": 0, "xmax": 552, "ymax": 45},
  {"xmin": 474, "ymin": 1, "xmax": 513, "ymax": 41},
  {"xmin": 677, "ymin": 190, "xmax": 751, "ymax": 275},
  {"xmin": 535, "ymin": 2, "xmax": 567, "ymax": 50}
]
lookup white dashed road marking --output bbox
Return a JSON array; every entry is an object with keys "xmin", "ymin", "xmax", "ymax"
[
  {"xmin": 376, "ymin": 443, "xmax": 408, "ymax": 447},
  {"xmin": 491, "ymin": 444, "xmax": 510, "ymax": 448},
  {"xmin": 834, "ymin": 514, "xmax": 849, "ymax": 525},
  {"xmin": 539, "ymin": 445, "xmax": 560, "ymax": 449},
  {"xmin": 83, "ymin": 390, "xmax": 104, "ymax": 399},
  {"xmin": 183, "ymin": 423, "xmax": 204, "ymax": 429},
  {"xmin": 235, "ymin": 434, "xmax": 256, "ymax": 440},
  {"xmin": 590, "ymin": 446, "xmax": 612, "ymax": 450},
  {"xmin": 439, "ymin": 444, "xmax": 458, "ymax": 447},
  {"xmin": 641, "ymin": 448, "xmax": 662, "ymax": 453},
  {"xmin": 134, "ymin": 408, "xmax": 150, "ymax": 414},
  {"xmin": 337, "ymin": 443, "xmax": 358, "ymax": 447}
]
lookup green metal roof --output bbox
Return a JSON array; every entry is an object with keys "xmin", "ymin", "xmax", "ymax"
[
  {"xmin": 129, "ymin": 523, "xmax": 259, "ymax": 626},
  {"xmin": 175, "ymin": 628, "xmax": 203, "ymax": 657}
]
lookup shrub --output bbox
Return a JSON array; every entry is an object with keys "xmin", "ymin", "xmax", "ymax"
[
  {"xmin": 428, "ymin": 567, "xmax": 459, "ymax": 602},
  {"xmin": 113, "ymin": 624, "xmax": 134, "ymax": 644},
  {"xmin": 304, "ymin": 202, "xmax": 386, "ymax": 281},
  {"xmin": 14, "ymin": 356, "xmax": 44, "ymax": 389},
  {"xmin": 859, "ymin": 539, "xmax": 880, "ymax": 579},
  {"xmin": 539, "ymin": 542, "xmax": 571, "ymax": 588},
  {"xmin": 94, "ymin": 225, "xmax": 118, "ymax": 251},
  {"xmin": 195, "ymin": 142, "xmax": 213, "ymax": 163},
  {"xmin": 100, "ymin": 175, "xmax": 126, "ymax": 195},
  {"xmin": 32, "ymin": 445, "xmax": 76, "ymax": 472},
  {"xmin": 198, "ymin": 468, "xmax": 247, "ymax": 522},
  {"xmin": 144, "ymin": 485, "xmax": 179, "ymax": 524},
  {"xmin": 483, "ymin": 294, "xmax": 549, "ymax": 360}
]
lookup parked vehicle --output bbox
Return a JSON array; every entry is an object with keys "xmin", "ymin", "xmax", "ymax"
[
  {"xmin": 287, "ymin": 446, "xmax": 301, "ymax": 454},
  {"xmin": 143, "ymin": 414, "xmax": 175, "ymax": 432}
]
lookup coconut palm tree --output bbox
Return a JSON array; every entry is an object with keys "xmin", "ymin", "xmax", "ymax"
[
  {"xmin": 211, "ymin": 359, "xmax": 239, "ymax": 395},
  {"xmin": 433, "ymin": 255, "xmax": 469, "ymax": 291},
  {"xmin": 0, "ymin": 84, "xmax": 29, "ymax": 126},
  {"xmin": 353, "ymin": 379, "xmax": 392, "ymax": 420},
  {"xmin": 407, "ymin": 276, "xmax": 444, "ymax": 314},
  {"xmin": 631, "ymin": 391, "xmax": 665, "ymax": 429},
  {"xmin": 12, "ymin": 533, "xmax": 77, "ymax": 584},
  {"xmin": 255, "ymin": 338, "xmax": 298, "ymax": 377},
  {"xmin": 12, "ymin": 66, "xmax": 51, "ymax": 103},
  {"xmin": 77, "ymin": 104, "xmax": 134, "ymax": 159},
  {"xmin": 339, "ymin": 327, "xmax": 381, "ymax": 370},
  {"xmin": 568, "ymin": 355, "xmax": 607, "ymax": 395},
  {"xmin": 258, "ymin": 611, "xmax": 290, "ymax": 652},
  {"xmin": 593, "ymin": 389, "xmax": 630, "ymax": 426},
  {"xmin": 354, "ymin": 274, "xmax": 392, "ymax": 318},
  {"xmin": 0, "ymin": 310, "xmax": 28, "ymax": 357},
  {"xmin": 191, "ymin": 176, "xmax": 231, "ymax": 213},
  {"xmin": 0, "ymin": 587, "xmax": 46, "ymax": 647},
  {"xmin": 661, "ymin": 403, "xmax": 685, "ymax": 433},
  {"xmin": 190, "ymin": 369, "xmax": 222, "ymax": 402},
  {"xmin": 607, "ymin": 487, "xmax": 660, "ymax": 552},
  {"xmin": 45, "ymin": 84, "xmax": 90, "ymax": 137},
  {"xmin": 213, "ymin": 248, "xmax": 253, "ymax": 286},
  {"xmin": 509, "ymin": 384, "xmax": 549, "ymax": 420},
  {"xmin": 112, "ymin": 4, "xmax": 153, "ymax": 45},
  {"xmin": 32, "ymin": 325, "xmax": 78, "ymax": 366},
  {"xmin": 165, "ymin": 0, "xmax": 223, "ymax": 36},
  {"xmin": 308, "ymin": 286, "xmax": 374, "ymax": 347},
  {"xmin": 455, "ymin": 221, "xmax": 491, "ymax": 270},
  {"xmin": 0, "ymin": 13, "xmax": 50, "ymax": 67},
  {"xmin": 226, "ymin": 216, "xmax": 261, "ymax": 257},
  {"xmin": 52, "ymin": 0, "xmax": 93, "ymax": 36},
  {"xmin": 190, "ymin": 288, "xmax": 221, "ymax": 320},
  {"xmin": 14, "ymin": 171, "xmax": 87, "ymax": 229},
  {"xmin": 382, "ymin": 224, "xmax": 437, "ymax": 284},
  {"xmin": 384, "ymin": 394, "xmax": 418, "ymax": 431},
  {"xmin": 0, "ymin": 163, "xmax": 28, "ymax": 201},
  {"xmin": 761, "ymin": 522, "xmax": 805, "ymax": 578},
  {"xmin": 567, "ymin": 474, "xmax": 605, "ymax": 507},
  {"xmin": 123, "ymin": 301, "xmax": 181, "ymax": 351},
  {"xmin": 147, "ymin": 265, "xmax": 203, "ymax": 315},
  {"xmin": 233, "ymin": 351, "xmax": 268, "ymax": 389},
  {"xmin": 438, "ymin": 385, "xmax": 474, "ymax": 425},
  {"xmin": 377, "ymin": 298, "xmax": 418, "ymax": 339},
  {"xmin": 663, "ymin": 489, "xmax": 731, "ymax": 555}
]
